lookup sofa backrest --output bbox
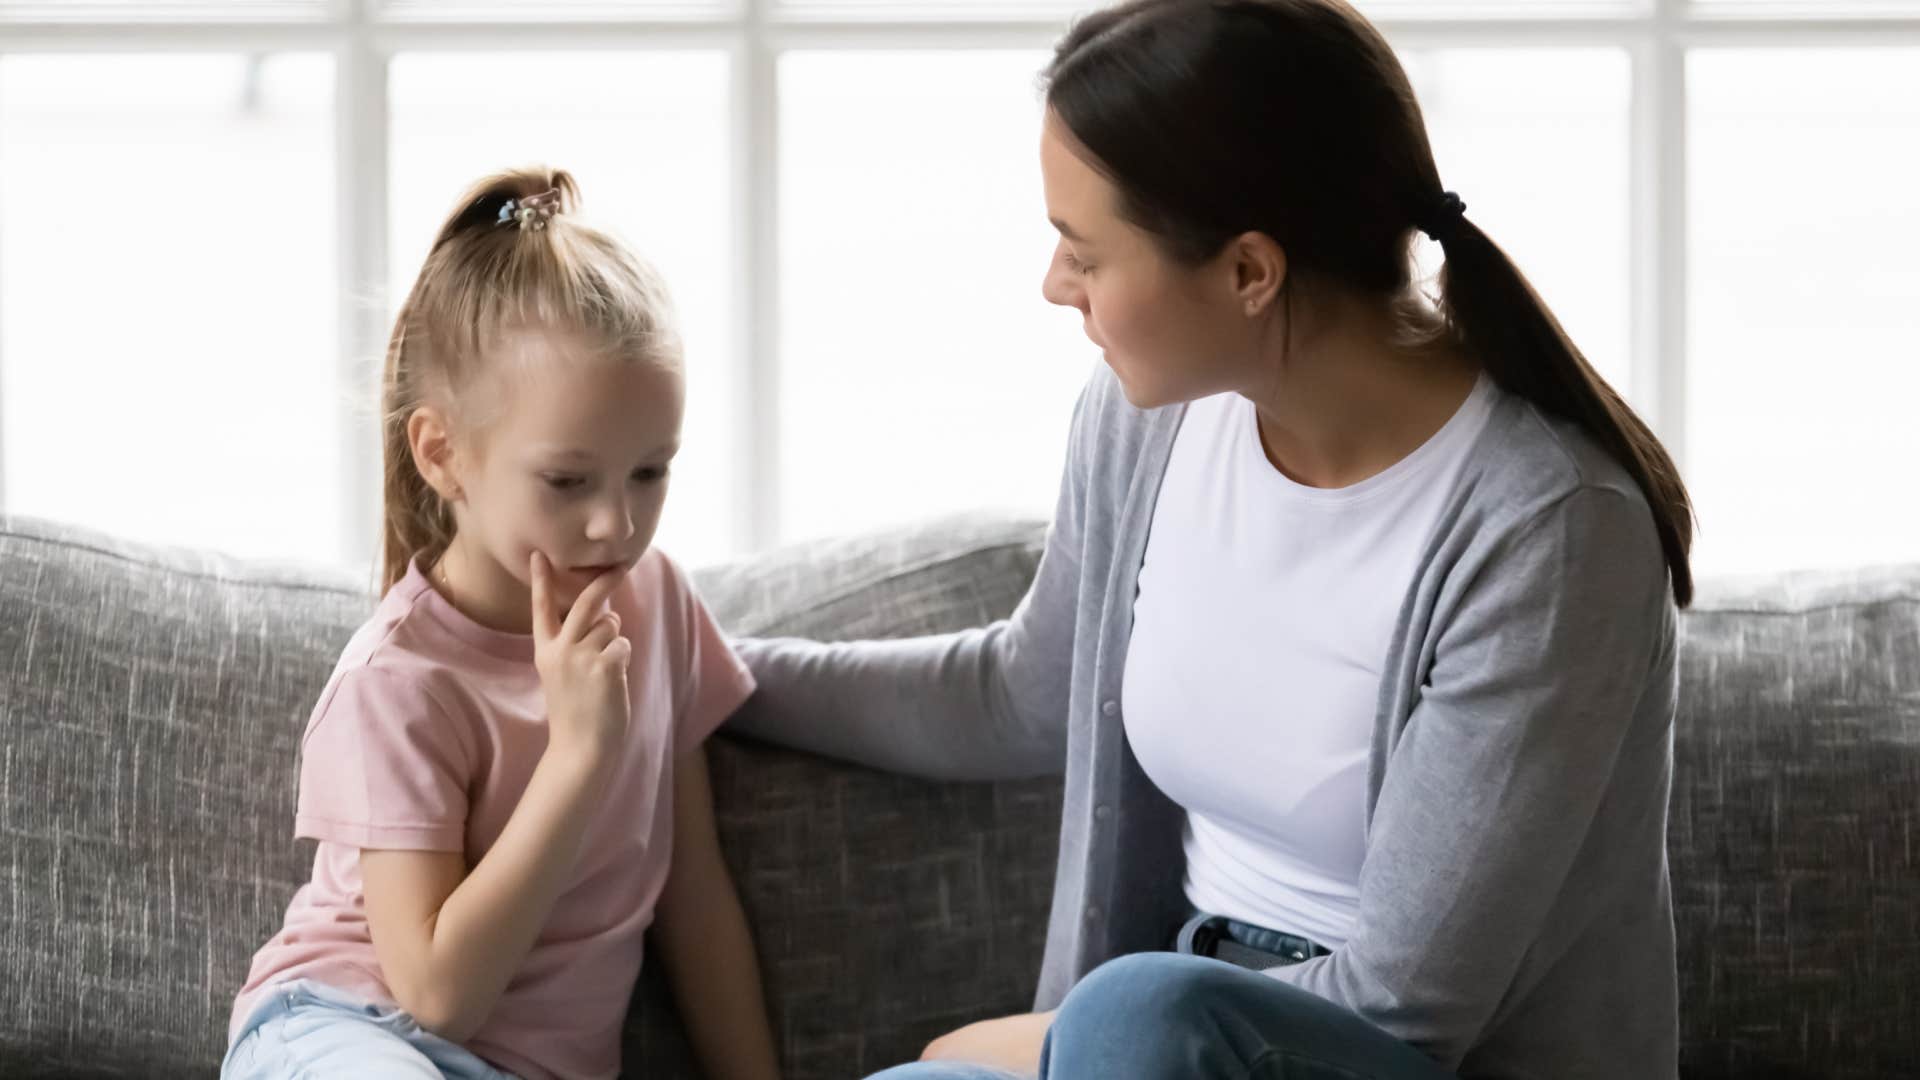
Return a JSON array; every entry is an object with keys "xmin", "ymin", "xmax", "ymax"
[
  {"xmin": 3, "ymin": 512, "xmax": 1917, "ymax": 1077},
  {"xmin": 1672, "ymin": 566, "xmax": 1920, "ymax": 1078}
]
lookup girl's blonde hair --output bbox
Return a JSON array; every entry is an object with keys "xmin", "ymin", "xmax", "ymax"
[{"xmin": 378, "ymin": 166, "xmax": 680, "ymax": 595}]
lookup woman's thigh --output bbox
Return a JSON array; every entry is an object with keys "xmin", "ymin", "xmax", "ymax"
[{"xmin": 1041, "ymin": 952, "xmax": 1455, "ymax": 1080}]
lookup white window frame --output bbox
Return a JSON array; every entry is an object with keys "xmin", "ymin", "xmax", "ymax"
[{"xmin": 2, "ymin": 0, "xmax": 1916, "ymax": 566}]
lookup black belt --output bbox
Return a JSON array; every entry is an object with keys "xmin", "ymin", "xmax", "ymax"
[{"xmin": 1175, "ymin": 912, "xmax": 1333, "ymax": 971}]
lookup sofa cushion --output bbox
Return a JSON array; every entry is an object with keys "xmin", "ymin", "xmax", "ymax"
[
  {"xmin": 9, "ymin": 506, "xmax": 1918, "ymax": 1078},
  {"xmin": 0, "ymin": 512, "xmax": 1058, "ymax": 1079},
  {"xmin": 1673, "ymin": 565, "xmax": 1920, "ymax": 1079}
]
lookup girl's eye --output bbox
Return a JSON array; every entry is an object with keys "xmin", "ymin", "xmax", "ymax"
[
  {"xmin": 632, "ymin": 465, "xmax": 670, "ymax": 484},
  {"xmin": 542, "ymin": 474, "xmax": 585, "ymax": 492},
  {"xmin": 1063, "ymin": 251, "xmax": 1091, "ymax": 275}
]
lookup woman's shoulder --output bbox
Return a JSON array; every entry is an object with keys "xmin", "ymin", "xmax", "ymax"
[
  {"xmin": 1470, "ymin": 388, "xmax": 1653, "ymax": 525},
  {"xmin": 1457, "ymin": 389, "xmax": 1669, "ymax": 597}
]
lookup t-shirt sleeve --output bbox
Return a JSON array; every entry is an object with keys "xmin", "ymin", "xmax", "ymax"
[
  {"xmin": 294, "ymin": 664, "xmax": 471, "ymax": 852},
  {"xmin": 667, "ymin": 566, "xmax": 757, "ymax": 755}
]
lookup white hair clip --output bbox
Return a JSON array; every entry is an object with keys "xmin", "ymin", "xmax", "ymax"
[{"xmin": 496, "ymin": 188, "xmax": 563, "ymax": 232}]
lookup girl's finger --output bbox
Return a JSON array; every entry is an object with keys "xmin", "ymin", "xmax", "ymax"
[
  {"xmin": 529, "ymin": 551, "xmax": 558, "ymax": 644},
  {"xmin": 559, "ymin": 566, "xmax": 624, "ymax": 644},
  {"xmin": 580, "ymin": 620, "xmax": 619, "ymax": 656},
  {"xmin": 599, "ymin": 635, "xmax": 633, "ymax": 668}
]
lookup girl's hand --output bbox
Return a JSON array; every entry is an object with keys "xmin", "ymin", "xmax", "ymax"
[
  {"xmin": 920, "ymin": 1010, "xmax": 1056, "ymax": 1076},
  {"xmin": 530, "ymin": 550, "xmax": 631, "ymax": 760}
]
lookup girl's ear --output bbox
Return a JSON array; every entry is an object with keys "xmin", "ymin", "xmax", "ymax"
[{"xmin": 407, "ymin": 406, "xmax": 465, "ymax": 504}]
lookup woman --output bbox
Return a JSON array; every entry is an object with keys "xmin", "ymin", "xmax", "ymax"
[{"xmin": 730, "ymin": 1, "xmax": 1690, "ymax": 1076}]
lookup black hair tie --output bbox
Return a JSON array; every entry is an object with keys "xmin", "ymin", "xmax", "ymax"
[{"xmin": 1417, "ymin": 190, "xmax": 1468, "ymax": 244}]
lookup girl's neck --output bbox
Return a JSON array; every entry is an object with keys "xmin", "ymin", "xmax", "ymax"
[{"xmin": 429, "ymin": 540, "xmax": 536, "ymax": 637}]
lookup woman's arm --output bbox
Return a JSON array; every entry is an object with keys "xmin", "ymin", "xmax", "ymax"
[
  {"xmin": 1262, "ymin": 484, "xmax": 1675, "ymax": 1068},
  {"xmin": 652, "ymin": 744, "xmax": 781, "ymax": 1080},
  {"xmin": 724, "ymin": 374, "xmax": 1104, "ymax": 783}
]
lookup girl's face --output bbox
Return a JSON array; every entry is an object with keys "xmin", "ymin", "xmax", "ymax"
[
  {"xmin": 442, "ymin": 327, "xmax": 685, "ymax": 616},
  {"xmin": 1037, "ymin": 110, "xmax": 1265, "ymax": 410}
]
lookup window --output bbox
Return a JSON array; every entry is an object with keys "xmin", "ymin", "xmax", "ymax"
[
  {"xmin": 1687, "ymin": 48, "xmax": 1920, "ymax": 573},
  {"xmin": 2, "ymin": 0, "xmax": 1916, "ymax": 575},
  {"xmin": 387, "ymin": 50, "xmax": 733, "ymax": 561},
  {"xmin": 0, "ymin": 52, "xmax": 337, "ymax": 564}
]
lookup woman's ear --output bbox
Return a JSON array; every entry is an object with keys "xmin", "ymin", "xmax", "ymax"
[
  {"xmin": 1229, "ymin": 230, "xmax": 1288, "ymax": 318},
  {"xmin": 406, "ymin": 406, "xmax": 465, "ymax": 504}
]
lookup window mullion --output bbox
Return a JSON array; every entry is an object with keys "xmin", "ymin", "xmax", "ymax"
[
  {"xmin": 1629, "ymin": 0, "xmax": 1688, "ymax": 472},
  {"xmin": 338, "ymin": 0, "xmax": 387, "ymax": 573},
  {"xmin": 735, "ymin": 0, "xmax": 779, "ymax": 552}
]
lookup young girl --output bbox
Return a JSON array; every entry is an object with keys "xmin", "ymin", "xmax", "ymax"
[{"xmin": 224, "ymin": 168, "xmax": 780, "ymax": 1080}]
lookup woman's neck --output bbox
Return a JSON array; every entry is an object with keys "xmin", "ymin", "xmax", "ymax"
[{"xmin": 1242, "ymin": 301, "xmax": 1480, "ymax": 490}]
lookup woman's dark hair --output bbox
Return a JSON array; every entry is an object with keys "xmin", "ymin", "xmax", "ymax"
[{"xmin": 1043, "ymin": 0, "xmax": 1695, "ymax": 606}]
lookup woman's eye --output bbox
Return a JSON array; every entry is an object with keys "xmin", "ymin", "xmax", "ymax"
[
  {"xmin": 632, "ymin": 466, "xmax": 670, "ymax": 484},
  {"xmin": 1064, "ymin": 251, "xmax": 1093, "ymax": 276},
  {"xmin": 542, "ymin": 475, "xmax": 585, "ymax": 492}
]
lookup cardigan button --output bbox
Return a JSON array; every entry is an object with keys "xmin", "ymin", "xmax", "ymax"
[{"xmin": 1100, "ymin": 700, "xmax": 1119, "ymax": 717}]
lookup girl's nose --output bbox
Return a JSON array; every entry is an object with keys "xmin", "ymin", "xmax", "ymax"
[{"xmin": 586, "ymin": 495, "xmax": 636, "ymax": 543}]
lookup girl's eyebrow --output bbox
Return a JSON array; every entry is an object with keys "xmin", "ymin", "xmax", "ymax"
[{"xmin": 536, "ymin": 443, "xmax": 680, "ymax": 463}]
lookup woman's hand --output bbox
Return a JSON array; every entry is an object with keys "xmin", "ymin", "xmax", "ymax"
[
  {"xmin": 920, "ymin": 1010, "xmax": 1056, "ymax": 1075},
  {"xmin": 530, "ymin": 550, "xmax": 631, "ymax": 760}
]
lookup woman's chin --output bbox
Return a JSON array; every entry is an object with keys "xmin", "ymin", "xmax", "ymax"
[{"xmin": 1105, "ymin": 356, "xmax": 1176, "ymax": 411}]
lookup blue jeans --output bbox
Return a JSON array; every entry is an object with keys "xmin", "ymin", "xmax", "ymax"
[
  {"xmin": 869, "ymin": 952, "xmax": 1455, "ymax": 1080},
  {"xmin": 222, "ymin": 979, "xmax": 521, "ymax": 1080}
]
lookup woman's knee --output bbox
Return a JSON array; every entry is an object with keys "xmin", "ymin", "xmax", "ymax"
[
  {"xmin": 1058, "ymin": 952, "xmax": 1234, "ymax": 1023},
  {"xmin": 1045, "ymin": 953, "xmax": 1271, "ymax": 1078},
  {"xmin": 867, "ymin": 1063, "xmax": 1029, "ymax": 1080}
]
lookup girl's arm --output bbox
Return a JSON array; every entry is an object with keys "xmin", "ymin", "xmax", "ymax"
[
  {"xmin": 362, "ymin": 744, "xmax": 616, "ymax": 1042},
  {"xmin": 363, "ymin": 555, "xmax": 634, "ymax": 1043},
  {"xmin": 652, "ymin": 743, "xmax": 781, "ymax": 1080}
]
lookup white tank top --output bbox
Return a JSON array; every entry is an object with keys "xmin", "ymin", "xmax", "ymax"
[{"xmin": 1124, "ymin": 374, "xmax": 1499, "ymax": 946}]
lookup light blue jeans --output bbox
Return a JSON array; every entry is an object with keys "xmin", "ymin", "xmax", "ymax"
[
  {"xmin": 867, "ymin": 952, "xmax": 1456, "ymax": 1080},
  {"xmin": 222, "ymin": 979, "xmax": 521, "ymax": 1080}
]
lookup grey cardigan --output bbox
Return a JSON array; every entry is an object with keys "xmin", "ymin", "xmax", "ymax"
[{"xmin": 729, "ymin": 365, "xmax": 1680, "ymax": 1079}]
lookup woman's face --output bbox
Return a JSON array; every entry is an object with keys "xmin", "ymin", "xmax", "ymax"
[{"xmin": 1038, "ymin": 110, "xmax": 1260, "ymax": 410}]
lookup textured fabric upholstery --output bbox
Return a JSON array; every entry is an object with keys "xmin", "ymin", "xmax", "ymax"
[{"xmin": 2, "ymin": 513, "xmax": 1914, "ymax": 1077}]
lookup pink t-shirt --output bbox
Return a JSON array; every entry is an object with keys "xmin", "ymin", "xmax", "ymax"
[{"xmin": 230, "ymin": 549, "xmax": 755, "ymax": 1080}]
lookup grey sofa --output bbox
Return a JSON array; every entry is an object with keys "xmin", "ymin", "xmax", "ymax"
[{"xmin": 1, "ymin": 512, "xmax": 1915, "ymax": 1079}]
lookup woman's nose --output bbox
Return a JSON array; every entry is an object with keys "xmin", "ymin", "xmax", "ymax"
[{"xmin": 1041, "ymin": 246, "xmax": 1085, "ymax": 312}]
